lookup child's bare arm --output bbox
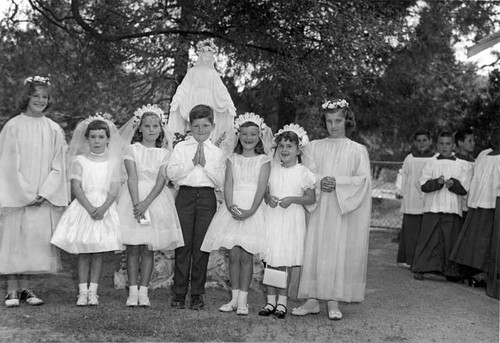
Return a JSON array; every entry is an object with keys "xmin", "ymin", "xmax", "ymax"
[
  {"xmin": 124, "ymin": 160, "xmax": 140, "ymax": 206},
  {"xmin": 135, "ymin": 170, "xmax": 167, "ymax": 217},
  {"xmin": 279, "ymin": 188, "xmax": 316, "ymax": 208},
  {"xmin": 233, "ymin": 161, "xmax": 271, "ymax": 220},
  {"xmin": 71, "ymin": 179, "xmax": 96, "ymax": 215}
]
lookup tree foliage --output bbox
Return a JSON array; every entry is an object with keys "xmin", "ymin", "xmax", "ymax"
[{"xmin": 0, "ymin": 0, "xmax": 498, "ymax": 158}]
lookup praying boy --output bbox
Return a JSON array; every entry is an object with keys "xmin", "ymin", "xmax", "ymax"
[{"xmin": 412, "ymin": 130, "xmax": 470, "ymax": 281}]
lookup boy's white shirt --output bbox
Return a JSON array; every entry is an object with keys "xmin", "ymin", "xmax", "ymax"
[
  {"xmin": 166, "ymin": 136, "xmax": 226, "ymax": 190},
  {"xmin": 419, "ymin": 156, "xmax": 470, "ymax": 216}
]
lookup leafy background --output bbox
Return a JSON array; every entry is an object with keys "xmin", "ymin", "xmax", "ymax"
[{"xmin": 0, "ymin": 0, "xmax": 499, "ymax": 159}]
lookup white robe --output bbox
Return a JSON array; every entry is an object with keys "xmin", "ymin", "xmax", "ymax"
[
  {"xmin": 400, "ymin": 153, "xmax": 436, "ymax": 214},
  {"xmin": 0, "ymin": 114, "xmax": 69, "ymax": 274},
  {"xmin": 298, "ymin": 138, "xmax": 371, "ymax": 302}
]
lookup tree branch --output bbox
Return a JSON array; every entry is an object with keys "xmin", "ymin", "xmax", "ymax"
[{"xmin": 69, "ymin": 0, "xmax": 291, "ymax": 57}]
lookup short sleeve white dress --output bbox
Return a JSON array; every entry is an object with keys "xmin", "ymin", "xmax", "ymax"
[
  {"xmin": 51, "ymin": 155, "xmax": 123, "ymax": 254},
  {"xmin": 264, "ymin": 162, "xmax": 316, "ymax": 267},
  {"xmin": 201, "ymin": 153, "xmax": 271, "ymax": 255},
  {"xmin": 117, "ymin": 143, "xmax": 184, "ymax": 251}
]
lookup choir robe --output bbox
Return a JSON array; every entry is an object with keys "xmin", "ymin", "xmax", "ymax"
[
  {"xmin": 0, "ymin": 114, "xmax": 69, "ymax": 274},
  {"xmin": 298, "ymin": 138, "xmax": 371, "ymax": 302},
  {"xmin": 397, "ymin": 151, "xmax": 436, "ymax": 265}
]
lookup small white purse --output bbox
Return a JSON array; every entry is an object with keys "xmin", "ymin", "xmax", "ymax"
[{"xmin": 262, "ymin": 265, "xmax": 288, "ymax": 289}]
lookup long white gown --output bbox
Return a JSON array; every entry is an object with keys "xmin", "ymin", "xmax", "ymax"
[
  {"xmin": 0, "ymin": 114, "xmax": 69, "ymax": 274},
  {"xmin": 298, "ymin": 138, "xmax": 372, "ymax": 302}
]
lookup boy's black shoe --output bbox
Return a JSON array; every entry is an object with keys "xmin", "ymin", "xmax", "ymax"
[
  {"xmin": 170, "ymin": 294, "xmax": 186, "ymax": 309},
  {"xmin": 190, "ymin": 295, "xmax": 204, "ymax": 310}
]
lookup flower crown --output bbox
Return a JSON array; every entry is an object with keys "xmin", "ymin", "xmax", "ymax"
[
  {"xmin": 133, "ymin": 104, "xmax": 168, "ymax": 126},
  {"xmin": 196, "ymin": 38, "xmax": 218, "ymax": 54},
  {"xmin": 322, "ymin": 99, "xmax": 349, "ymax": 110},
  {"xmin": 84, "ymin": 112, "xmax": 111, "ymax": 124},
  {"xmin": 276, "ymin": 123, "xmax": 310, "ymax": 148},
  {"xmin": 24, "ymin": 76, "xmax": 51, "ymax": 86},
  {"xmin": 234, "ymin": 112, "xmax": 266, "ymax": 133}
]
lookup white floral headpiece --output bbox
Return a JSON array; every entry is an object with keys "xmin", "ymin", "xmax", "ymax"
[
  {"xmin": 84, "ymin": 112, "xmax": 110, "ymax": 124},
  {"xmin": 24, "ymin": 76, "xmax": 51, "ymax": 86},
  {"xmin": 196, "ymin": 38, "xmax": 218, "ymax": 54},
  {"xmin": 133, "ymin": 104, "xmax": 168, "ymax": 126},
  {"xmin": 234, "ymin": 112, "xmax": 267, "ymax": 133},
  {"xmin": 322, "ymin": 99, "xmax": 349, "ymax": 110},
  {"xmin": 276, "ymin": 123, "xmax": 310, "ymax": 148}
]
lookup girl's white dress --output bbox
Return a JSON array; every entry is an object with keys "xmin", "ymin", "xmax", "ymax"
[
  {"xmin": 201, "ymin": 153, "xmax": 271, "ymax": 255},
  {"xmin": 264, "ymin": 162, "xmax": 316, "ymax": 267},
  {"xmin": 51, "ymin": 156, "xmax": 122, "ymax": 254},
  {"xmin": 117, "ymin": 143, "xmax": 184, "ymax": 251}
]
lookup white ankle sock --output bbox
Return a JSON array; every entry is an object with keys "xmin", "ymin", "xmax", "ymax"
[
  {"xmin": 78, "ymin": 283, "xmax": 88, "ymax": 293},
  {"xmin": 266, "ymin": 294, "xmax": 276, "ymax": 306},
  {"xmin": 138, "ymin": 286, "xmax": 148, "ymax": 294},
  {"xmin": 89, "ymin": 283, "xmax": 98, "ymax": 293},
  {"xmin": 231, "ymin": 289, "xmax": 240, "ymax": 304},
  {"xmin": 238, "ymin": 290, "xmax": 248, "ymax": 306},
  {"xmin": 277, "ymin": 295, "xmax": 287, "ymax": 307},
  {"xmin": 129, "ymin": 285, "xmax": 138, "ymax": 295}
]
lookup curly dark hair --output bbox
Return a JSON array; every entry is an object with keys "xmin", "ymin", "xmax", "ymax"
[
  {"xmin": 274, "ymin": 130, "xmax": 302, "ymax": 163},
  {"xmin": 131, "ymin": 112, "xmax": 165, "ymax": 148},
  {"xmin": 234, "ymin": 121, "xmax": 265, "ymax": 155},
  {"xmin": 16, "ymin": 82, "xmax": 53, "ymax": 113}
]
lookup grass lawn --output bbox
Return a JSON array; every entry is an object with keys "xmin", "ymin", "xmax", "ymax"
[{"xmin": 0, "ymin": 251, "xmax": 311, "ymax": 342}]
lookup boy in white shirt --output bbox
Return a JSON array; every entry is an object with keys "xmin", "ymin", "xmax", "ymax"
[{"xmin": 167, "ymin": 104, "xmax": 226, "ymax": 310}]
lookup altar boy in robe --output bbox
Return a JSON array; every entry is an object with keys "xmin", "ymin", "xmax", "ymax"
[{"xmin": 412, "ymin": 131, "xmax": 470, "ymax": 281}]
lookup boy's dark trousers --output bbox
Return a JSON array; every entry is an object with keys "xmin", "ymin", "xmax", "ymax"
[{"xmin": 173, "ymin": 186, "xmax": 217, "ymax": 297}]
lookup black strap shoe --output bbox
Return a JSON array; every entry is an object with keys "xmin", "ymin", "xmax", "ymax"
[{"xmin": 258, "ymin": 303, "xmax": 276, "ymax": 316}]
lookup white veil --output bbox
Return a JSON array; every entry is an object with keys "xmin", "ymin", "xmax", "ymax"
[{"xmin": 69, "ymin": 115, "xmax": 123, "ymax": 196}]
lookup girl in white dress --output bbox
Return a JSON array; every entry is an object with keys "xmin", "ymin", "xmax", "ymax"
[
  {"xmin": 0, "ymin": 76, "xmax": 68, "ymax": 307},
  {"xmin": 117, "ymin": 104, "xmax": 184, "ymax": 307},
  {"xmin": 291, "ymin": 99, "xmax": 371, "ymax": 321},
  {"xmin": 51, "ymin": 116, "xmax": 123, "ymax": 306},
  {"xmin": 201, "ymin": 113, "xmax": 271, "ymax": 315},
  {"xmin": 258, "ymin": 124, "xmax": 316, "ymax": 319}
]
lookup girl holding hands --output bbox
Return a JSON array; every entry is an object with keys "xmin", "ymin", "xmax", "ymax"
[
  {"xmin": 292, "ymin": 99, "xmax": 372, "ymax": 321},
  {"xmin": 117, "ymin": 104, "xmax": 184, "ymax": 307},
  {"xmin": 201, "ymin": 113, "xmax": 271, "ymax": 315},
  {"xmin": 259, "ymin": 124, "xmax": 316, "ymax": 319},
  {"xmin": 51, "ymin": 115, "xmax": 123, "ymax": 306},
  {"xmin": 0, "ymin": 76, "xmax": 69, "ymax": 307}
]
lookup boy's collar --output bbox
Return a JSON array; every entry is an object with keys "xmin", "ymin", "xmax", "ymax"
[
  {"xmin": 412, "ymin": 149, "xmax": 435, "ymax": 158},
  {"xmin": 186, "ymin": 136, "xmax": 211, "ymax": 145},
  {"xmin": 436, "ymin": 154, "xmax": 456, "ymax": 161},
  {"xmin": 454, "ymin": 152, "xmax": 474, "ymax": 162}
]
